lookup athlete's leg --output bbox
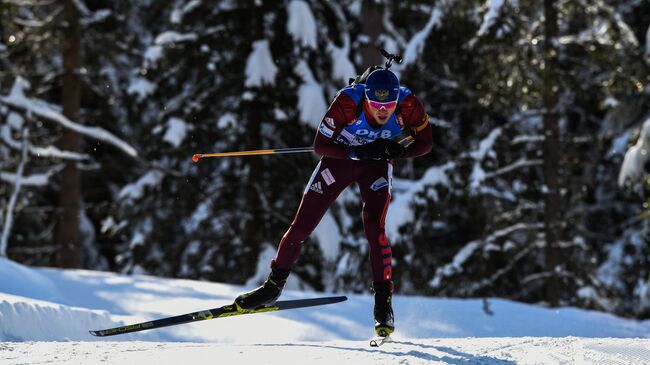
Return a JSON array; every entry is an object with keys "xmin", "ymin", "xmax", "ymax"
[
  {"xmin": 273, "ymin": 157, "xmax": 353, "ymax": 270},
  {"xmin": 357, "ymin": 161, "xmax": 393, "ymax": 283}
]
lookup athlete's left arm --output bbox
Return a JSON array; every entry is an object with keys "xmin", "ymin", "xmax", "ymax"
[{"xmin": 399, "ymin": 94, "xmax": 433, "ymax": 158}]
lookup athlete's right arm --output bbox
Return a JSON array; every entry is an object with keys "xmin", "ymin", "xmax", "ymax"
[{"xmin": 313, "ymin": 92, "xmax": 358, "ymax": 159}]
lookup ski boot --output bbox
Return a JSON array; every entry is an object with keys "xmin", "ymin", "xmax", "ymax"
[
  {"xmin": 235, "ymin": 264, "xmax": 290, "ymax": 311},
  {"xmin": 373, "ymin": 281, "xmax": 394, "ymax": 337}
]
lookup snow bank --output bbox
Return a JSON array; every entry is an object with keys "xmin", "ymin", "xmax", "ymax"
[
  {"xmin": 0, "ymin": 294, "xmax": 121, "ymax": 341},
  {"xmin": 0, "ymin": 257, "xmax": 65, "ymax": 304}
]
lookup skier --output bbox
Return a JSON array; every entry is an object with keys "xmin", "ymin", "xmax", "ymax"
[{"xmin": 235, "ymin": 68, "xmax": 433, "ymax": 337}]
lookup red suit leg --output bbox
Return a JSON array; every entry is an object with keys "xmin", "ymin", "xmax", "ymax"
[
  {"xmin": 357, "ymin": 161, "xmax": 393, "ymax": 283},
  {"xmin": 273, "ymin": 158, "xmax": 354, "ymax": 270}
]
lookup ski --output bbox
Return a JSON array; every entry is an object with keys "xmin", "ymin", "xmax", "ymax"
[
  {"xmin": 369, "ymin": 335, "xmax": 392, "ymax": 347},
  {"xmin": 89, "ymin": 295, "xmax": 347, "ymax": 337}
]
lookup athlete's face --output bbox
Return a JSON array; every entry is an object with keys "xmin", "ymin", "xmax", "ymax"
[{"xmin": 367, "ymin": 99, "xmax": 397, "ymax": 125}]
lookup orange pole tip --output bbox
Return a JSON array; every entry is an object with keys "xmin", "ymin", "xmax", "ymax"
[{"xmin": 191, "ymin": 154, "xmax": 201, "ymax": 163}]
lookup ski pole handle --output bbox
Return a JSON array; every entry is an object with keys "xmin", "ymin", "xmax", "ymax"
[{"xmin": 192, "ymin": 147, "xmax": 314, "ymax": 162}]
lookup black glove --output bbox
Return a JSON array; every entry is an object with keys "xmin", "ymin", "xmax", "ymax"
[
  {"xmin": 384, "ymin": 139, "xmax": 406, "ymax": 159},
  {"xmin": 353, "ymin": 139, "xmax": 389, "ymax": 160}
]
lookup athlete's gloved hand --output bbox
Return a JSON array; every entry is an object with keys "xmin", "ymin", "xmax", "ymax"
[
  {"xmin": 384, "ymin": 139, "xmax": 406, "ymax": 159},
  {"xmin": 352, "ymin": 139, "xmax": 390, "ymax": 160}
]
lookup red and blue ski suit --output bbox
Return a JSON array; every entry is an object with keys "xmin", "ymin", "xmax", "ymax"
[{"xmin": 272, "ymin": 84, "xmax": 433, "ymax": 283}]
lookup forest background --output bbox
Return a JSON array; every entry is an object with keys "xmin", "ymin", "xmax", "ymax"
[{"xmin": 1, "ymin": 0, "xmax": 650, "ymax": 319}]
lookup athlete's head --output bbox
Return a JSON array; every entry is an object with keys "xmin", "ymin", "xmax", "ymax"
[{"xmin": 364, "ymin": 69, "xmax": 400, "ymax": 124}]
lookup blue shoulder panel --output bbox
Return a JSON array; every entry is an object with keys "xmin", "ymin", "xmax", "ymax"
[
  {"xmin": 398, "ymin": 86, "xmax": 412, "ymax": 103},
  {"xmin": 339, "ymin": 84, "xmax": 365, "ymax": 104}
]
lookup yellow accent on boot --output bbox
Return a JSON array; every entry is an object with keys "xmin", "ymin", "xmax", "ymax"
[
  {"xmin": 225, "ymin": 301, "xmax": 280, "ymax": 317},
  {"xmin": 375, "ymin": 326, "xmax": 394, "ymax": 337},
  {"xmin": 234, "ymin": 301, "xmax": 248, "ymax": 313}
]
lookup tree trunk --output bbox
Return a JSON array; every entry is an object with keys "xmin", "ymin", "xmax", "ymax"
[
  {"xmin": 360, "ymin": 0, "xmax": 384, "ymax": 69},
  {"xmin": 240, "ymin": 0, "xmax": 263, "ymax": 280},
  {"xmin": 55, "ymin": 0, "xmax": 82, "ymax": 268},
  {"xmin": 543, "ymin": 0, "xmax": 562, "ymax": 306}
]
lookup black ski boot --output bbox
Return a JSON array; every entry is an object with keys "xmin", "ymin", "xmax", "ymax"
[
  {"xmin": 235, "ymin": 265, "xmax": 291, "ymax": 310},
  {"xmin": 373, "ymin": 281, "xmax": 394, "ymax": 337}
]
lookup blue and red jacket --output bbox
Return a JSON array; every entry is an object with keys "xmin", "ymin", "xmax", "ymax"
[{"xmin": 313, "ymin": 84, "xmax": 433, "ymax": 159}]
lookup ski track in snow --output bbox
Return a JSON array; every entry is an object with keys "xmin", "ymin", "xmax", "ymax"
[{"xmin": 3, "ymin": 338, "xmax": 650, "ymax": 365}]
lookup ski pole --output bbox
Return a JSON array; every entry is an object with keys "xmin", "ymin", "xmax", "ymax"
[{"xmin": 192, "ymin": 147, "xmax": 314, "ymax": 162}]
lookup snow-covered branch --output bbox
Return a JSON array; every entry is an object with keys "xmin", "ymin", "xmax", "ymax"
[
  {"xmin": 484, "ymin": 158, "xmax": 543, "ymax": 180},
  {"xmin": 429, "ymin": 223, "xmax": 544, "ymax": 289},
  {"xmin": 1, "ymin": 125, "xmax": 89, "ymax": 161},
  {"xmin": 511, "ymin": 134, "xmax": 545, "ymax": 145},
  {"xmin": 477, "ymin": 0, "xmax": 505, "ymax": 37},
  {"xmin": 80, "ymin": 9, "xmax": 111, "ymax": 26},
  {"xmin": 0, "ymin": 128, "xmax": 29, "ymax": 257},
  {"xmin": 0, "ymin": 78, "xmax": 137, "ymax": 158},
  {"xmin": 0, "ymin": 164, "xmax": 64, "ymax": 187},
  {"xmin": 462, "ymin": 238, "xmax": 538, "ymax": 296},
  {"xmin": 618, "ymin": 118, "xmax": 650, "ymax": 192},
  {"xmin": 400, "ymin": 5, "xmax": 443, "ymax": 67}
]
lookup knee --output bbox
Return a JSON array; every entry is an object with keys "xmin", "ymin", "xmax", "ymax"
[{"xmin": 281, "ymin": 223, "xmax": 310, "ymax": 246}]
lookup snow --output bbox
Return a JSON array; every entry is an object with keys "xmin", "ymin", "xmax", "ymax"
[
  {"xmin": 430, "ymin": 223, "xmax": 544, "ymax": 289},
  {"xmin": 170, "ymin": 0, "xmax": 202, "ymax": 24},
  {"xmin": 477, "ymin": 0, "xmax": 505, "ymax": 37},
  {"xmin": 2, "ymin": 258, "xmax": 650, "ymax": 363},
  {"xmin": 559, "ymin": 12, "xmax": 638, "ymax": 49},
  {"xmin": 386, "ymin": 163, "xmax": 454, "ymax": 240},
  {"xmin": 312, "ymin": 212, "xmax": 342, "ymax": 262},
  {"xmin": 72, "ymin": 0, "xmax": 90, "ymax": 16},
  {"xmin": 470, "ymin": 128, "xmax": 502, "ymax": 160},
  {"xmin": 7, "ymin": 112, "xmax": 23, "ymax": 129},
  {"xmin": 0, "ymin": 258, "xmax": 66, "ymax": 304},
  {"xmin": 0, "ymin": 293, "xmax": 117, "ymax": 342},
  {"xmin": 5, "ymin": 338, "xmax": 650, "ymax": 365},
  {"xmin": 469, "ymin": 128, "xmax": 502, "ymax": 191},
  {"xmin": 143, "ymin": 45, "xmax": 163, "ymax": 68},
  {"xmin": 80, "ymin": 9, "xmax": 112, "ymax": 26},
  {"xmin": 0, "ymin": 129, "xmax": 28, "ymax": 257},
  {"xmin": 245, "ymin": 40, "xmax": 278, "ymax": 87},
  {"xmin": 162, "ymin": 117, "xmax": 188, "ymax": 148},
  {"xmin": 401, "ymin": 7, "xmax": 442, "ymax": 67},
  {"xmin": 117, "ymin": 170, "xmax": 164, "ymax": 201},
  {"xmin": 0, "ymin": 78, "xmax": 138, "ymax": 158},
  {"xmin": 287, "ymin": 1, "xmax": 318, "ymax": 49},
  {"xmin": 512, "ymin": 134, "xmax": 544, "ymax": 145},
  {"xmin": 0, "ymin": 165, "xmax": 64, "ymax": 187},
  {"xmin": 1, "ymin": 125, "xmax": 89, "ymax": 161},
  {"xmin": 154, "ymin": 31, "xmax": 198, "ymax": 46},
  {"xmin": 216, "ymin": 113, "xmax": 237, "ymax": 129},
  {"xmin": 294, "ymin": 61, "xmax": 328, "ymax": 128},
  {"xmin": 605, "ymin": 131, "xmax": 630, "ymax": 158},
  {"xmin": 618, "ymin": 118, "xmax": 650, "ymax": 190},
  {"xmin": 328, "ymin": 37, "xmax": 356, "ymax": 83},
  {"xmin": 127, "ymin": 77, "xmax": 155, "ymax": 102}
]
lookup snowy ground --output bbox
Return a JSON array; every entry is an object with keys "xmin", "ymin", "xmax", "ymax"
[
  {"xmin": 2, "ymin": 257, "xmax": 650, "ymax": 364},
  {"xmin": 4, "ymin": 337, "xmax": 650, "ymax": 365}
]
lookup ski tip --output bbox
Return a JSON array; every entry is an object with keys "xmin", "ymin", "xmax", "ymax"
[{"xmin": 89, "ymin": 330, "xmax": 101, "ymax": 337}]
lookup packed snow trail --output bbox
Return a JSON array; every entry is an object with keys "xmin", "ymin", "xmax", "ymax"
[{"xmin": 3, "ymin": 337, "xmax": 650, "ymax": 365}]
